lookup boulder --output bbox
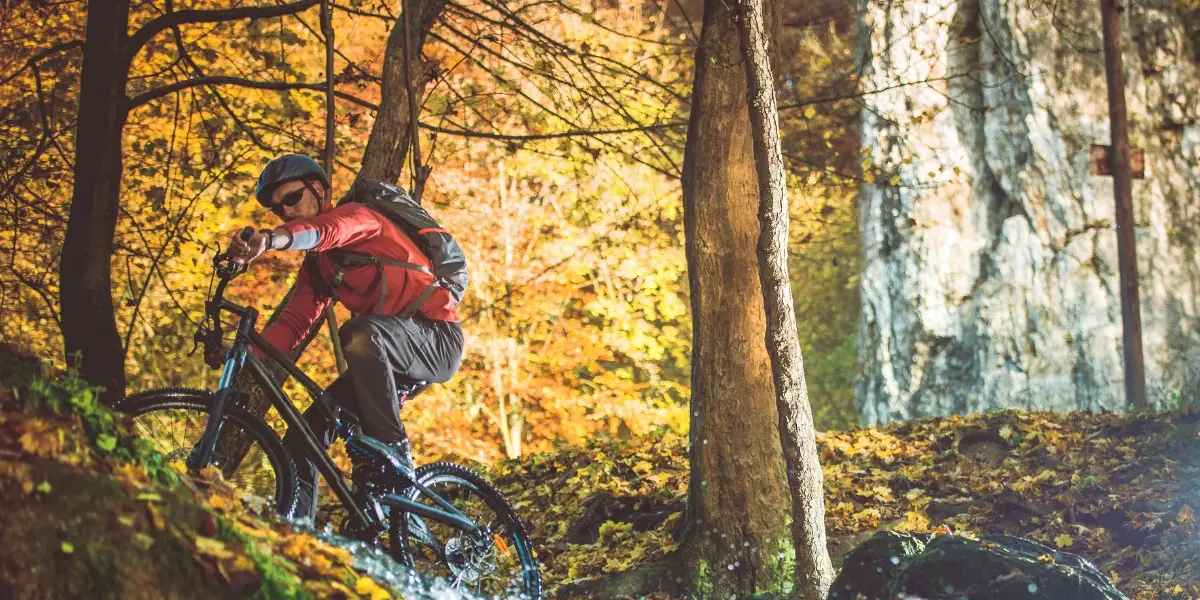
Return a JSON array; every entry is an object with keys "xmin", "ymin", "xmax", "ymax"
[{"xmin": 828, "ymin": 531, "xmax": 1127, "ymax": 600}]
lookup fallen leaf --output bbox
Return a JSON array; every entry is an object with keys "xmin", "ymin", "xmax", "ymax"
[
  {"xmin": 19, "ymin": 419, "xmax": 61, "ymax": 457},
  {"xmin": 355, "ymin": 576, "xmax": 390, "ymax": 600},
  {"xmin": 195, "ymin": 536, "xmax": 235, "ymax": 560},
  {"xmin": 146, "ymin": 503, "xmax": 166, "ymax": 530}
]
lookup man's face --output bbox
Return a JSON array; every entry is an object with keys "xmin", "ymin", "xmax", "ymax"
[{"xmin": 268, "ymin": 180, "xmax": 323, "ymax": 221}]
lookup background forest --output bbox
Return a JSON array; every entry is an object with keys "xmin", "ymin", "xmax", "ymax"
[
  {"xmin": 0, "ymin": 0, "xmax": 863, "ymax": 463},
  {"xmin": 5, "ymin": 0, "xmax": 1200, "ymax": 598}
]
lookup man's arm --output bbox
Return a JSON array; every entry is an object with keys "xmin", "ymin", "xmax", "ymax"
[
  {"xmin": 229, "ymin": 204, "xmax": 387, "ymax": 264},
  {"xmin": 270, "ymin": 204, "xmax": 386, "ymax": 252},
  {"xmin": 257, "ymin": 261, "xmax": 330, "ymax": 357}
]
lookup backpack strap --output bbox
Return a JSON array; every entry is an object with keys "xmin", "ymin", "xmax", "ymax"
[{"xmin": 320, "ymin": 250, "xmax": 439, "ymax": 317}]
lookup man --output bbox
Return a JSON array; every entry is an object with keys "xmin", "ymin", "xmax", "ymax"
[{"xmin": 223, "ymin": 154, "xmax": 465, "ymax": 521}]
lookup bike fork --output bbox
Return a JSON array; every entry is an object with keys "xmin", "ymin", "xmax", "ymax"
[{"xmin": 187, "ymin": 387, "xmax": 235, "ymax": 470}]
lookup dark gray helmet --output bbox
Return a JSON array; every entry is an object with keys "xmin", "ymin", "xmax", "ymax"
[{"xmin": 255, "ymin": 154, "xmax": 329, "ymax": 204}]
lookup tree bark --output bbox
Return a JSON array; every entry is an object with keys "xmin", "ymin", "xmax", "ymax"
[
  {"xmin": 358, "ymin": 0, "xmax": 448, "ymax": 184},
  {"xmin": 678, "ymin": 0, "xmax": 796, "ymax": 595},
  {"xmin": 59, "ymin": 0, "xmax": 132, "ymax": 405},
  {"xmin": 734, "ymin": 0, "xmax": 834, "ymax": 597}
]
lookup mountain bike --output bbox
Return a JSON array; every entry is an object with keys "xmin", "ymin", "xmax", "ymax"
[{"xmin": 116, "ymin": 230, "xmax": 541, "ymax": 598}]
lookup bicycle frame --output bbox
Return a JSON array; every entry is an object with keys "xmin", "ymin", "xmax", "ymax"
[{"xmin": 186, "ymin": 278, "xmax": 479, "ymax": 537}]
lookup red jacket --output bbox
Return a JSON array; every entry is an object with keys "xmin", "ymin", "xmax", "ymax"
[{"xmin": 261, "ymin": 202, "xmax": 460, "ymax": 355}]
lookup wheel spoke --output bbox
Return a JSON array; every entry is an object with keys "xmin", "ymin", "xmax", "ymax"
[
  {"xmin": 123, "ymin": 395, "xmax": 295, "ymax": 519},
  {"xmin": 391, "ymin": 465, "xmax": 540, "ymax": 598}
]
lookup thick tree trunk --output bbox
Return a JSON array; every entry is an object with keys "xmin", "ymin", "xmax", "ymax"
[
  {"xmin": 735, "ymin": 0, "xmax": 834, "ymax": 597},
  {"xmin": 678, "ymin": 0, "xmax": 795, "ymax": 595},
  {"xmin": 59, "ymin": 0, "xmax": 131, "ymax": 405},
  {"xmin": 358, "ymin": 0, "xmax": 448, "ymax": 184}
]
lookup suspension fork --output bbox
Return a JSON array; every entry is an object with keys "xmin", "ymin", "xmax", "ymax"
[{"xmin": 187, "ymin": 319, "xmax": 253, "ymax": 470}]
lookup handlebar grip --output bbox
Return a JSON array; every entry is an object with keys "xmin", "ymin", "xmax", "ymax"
[{"xmin": 240, "ymin": 226, "xmax": 255, "ymax": 242}]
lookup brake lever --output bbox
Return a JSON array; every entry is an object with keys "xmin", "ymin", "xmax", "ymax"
[{"xmin": 189, "ymin": 330, "xmax": 202, "ymax": 357}]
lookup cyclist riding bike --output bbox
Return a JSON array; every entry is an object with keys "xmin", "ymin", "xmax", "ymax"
[{"xmin": 214, "ymin": 153, "xmax": 467, "ymax": 522}]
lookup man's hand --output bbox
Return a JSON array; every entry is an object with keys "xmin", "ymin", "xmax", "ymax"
[{"xmin": 228, "ymin": 229, "xmax": 270, "ymax": 264}]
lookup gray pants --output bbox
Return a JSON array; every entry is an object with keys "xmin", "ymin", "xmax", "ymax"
[{"xmin": 282, "ymin": 314, "xmax": 463, "ymax": 521}]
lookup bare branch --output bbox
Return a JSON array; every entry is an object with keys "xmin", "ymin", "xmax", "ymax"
[
  {"xmin": 128, "ymin": 0, "xmax": 320, "ymax": 58},
  {"xmin": 126, "ymin": 76, "xmax": 377, "ymax": 110},
  {"xmin": 0, "ymin": 40, "xmax": 82, "ymax": 88},
  {"xmin": 418, "ymin": 119, "xmax": 684, "ymax": 140}
]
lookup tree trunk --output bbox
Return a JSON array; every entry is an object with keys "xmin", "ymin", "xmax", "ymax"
[
  {"xmin": 358, "ymin": 0, "xmax": 449, "ymax": 183},
  {"xmin": 734, "ymin": 0, "xmax": 834, "ymax": 597},
  {"xmin": 677, "ymin": 0, "xmax": 796, "ymax": 595},
  {"xmin": 59, "ymin": 0, "xmax": 131, "ymax": 405}
]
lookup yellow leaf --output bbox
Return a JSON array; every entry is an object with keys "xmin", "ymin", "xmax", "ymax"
[
  {"xmin": 208, "ymin": 493, "xmax": 233, "ymax": 512},
  {"xmin": 1054, "ymin": 533, "xmax": 1073, "ymax": 548},
  {"xmin": 803, "ymin": 106, "xmax": 816, "ymax": 119},
  {"xmin": 355, "ymin": 576, "xmax": 390, "ymax": 600},
  {"xmin": 888, "ymin": 175, "xmax": 901, "ymax": 186},
  {"xmin": 232, "ymin": 555, "xmax": 256, "ymax": 573},
  {"xmin": 864, "ymin": 172, "xmax": 876, "ymax": 184},
  {"xmin": 19, "ymin": 419, "xmax": 61, "ymax": 457},
  {"xmin": 147, "ymin": 504, "xmax": 166, "ymax": 531},
  {"xmin": 329, "ymin": 581, "xmax": 356, "ymax": 596},
  {"xmin": 1176, "ymin": 505, "xmax": 1195, "ymax": 524},
  {"xmin": 195, "ymin": 536, "xmax": 235, "ymax": 560}
]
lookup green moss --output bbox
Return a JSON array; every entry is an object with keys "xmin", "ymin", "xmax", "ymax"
[
  {"xmin": 216, "ymin": 519, "xmax": 310, "ymax": 600},
  {"xmin": 692, "ymin": 557, "xmax": 714, "ymax": 599},
  {"xmin": 0, "ymin": 461, "xmax": 224, "ymax": 599},
  {"xmin": 682, "ymin": 536, "xmax": 797, "ymax": 599}
]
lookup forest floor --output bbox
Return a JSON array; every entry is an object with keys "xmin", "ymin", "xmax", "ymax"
[
  {"xmin": 4, "ymin": 351, "xmax": 1200, "ymax": 599},
  {"xmin": 523, "ymin": 403, "xmax": 1200, "ymax": 599}
]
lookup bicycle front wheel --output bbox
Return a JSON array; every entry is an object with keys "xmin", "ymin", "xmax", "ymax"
[
  {"xmin": 390, "ymin": 462, "xmax": 542, "ymax": 599},
  {"xmin": 118, "ymin": 388, "xmax": 298, "ymax": 518}
]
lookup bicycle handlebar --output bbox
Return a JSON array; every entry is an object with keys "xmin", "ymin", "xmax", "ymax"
[{"xmin": 195, "ymin": 227, "xmax": 258, "ymax": 360}]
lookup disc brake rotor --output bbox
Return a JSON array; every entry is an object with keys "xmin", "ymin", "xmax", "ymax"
[{"xmin": 444, "ymin": 535, "xmax": 496, "ymax": 582}]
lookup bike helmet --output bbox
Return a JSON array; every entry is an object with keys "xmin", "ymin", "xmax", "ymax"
[{"xmin": 254, "ymin": 154, "xmax": 330, "ymax": 205}]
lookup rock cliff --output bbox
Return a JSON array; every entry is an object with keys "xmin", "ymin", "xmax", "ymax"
[{"xmin": 855, "ymin": 0, "xmax": 1200, "ymax": 422}]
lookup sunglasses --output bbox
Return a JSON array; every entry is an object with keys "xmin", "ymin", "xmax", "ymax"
[{"xmin": 268, "ymin": 186, "xmax": 309, "ymax": 217}]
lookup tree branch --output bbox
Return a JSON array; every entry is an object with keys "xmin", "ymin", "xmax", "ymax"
[
  {"xmin": 418, "ymin": 119, "xmax": 684, "ymax": 140},
  {"xmin": 128, "ymin": 0, "xmax": 320, "ymax": 58},
  {"xmin": 126, "ymin": 76, "xmax": 377, "ymax": 110},
  {"xmin": 0, "ymin": 40, "xmax": 83, "ymax": 88}
]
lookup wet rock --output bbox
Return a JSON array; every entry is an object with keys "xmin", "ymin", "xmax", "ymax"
[{"xmin": 827, "ymin": 531, "xmax": 1127, "ymax": 600}]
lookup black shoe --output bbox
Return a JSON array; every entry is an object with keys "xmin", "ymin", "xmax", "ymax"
[{"xmin": 348, "ymin": 435, "xmax": 416, "ymax": 486}]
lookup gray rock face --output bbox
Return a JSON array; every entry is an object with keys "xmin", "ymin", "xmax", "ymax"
[
  {"xmin": 854, "ymin": 0, "xmax": 1200, "ymax": 423},
  {"xmin": 828, "ymin": 531, "xmax": 1127, "ymax": 600}
]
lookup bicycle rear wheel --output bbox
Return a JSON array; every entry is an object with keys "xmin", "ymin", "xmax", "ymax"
[
  {"xmin": 390, "ymin": 462, "xmax": 542, "ymax": 599},
  {"xmin": 118, "ymin": 388, "xmax": 298, "ymax": 518}
]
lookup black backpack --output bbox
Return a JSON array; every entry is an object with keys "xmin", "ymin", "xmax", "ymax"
[{"xmin": 304, "ymin": 178, "xmax": 468, "ymax": 317}]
